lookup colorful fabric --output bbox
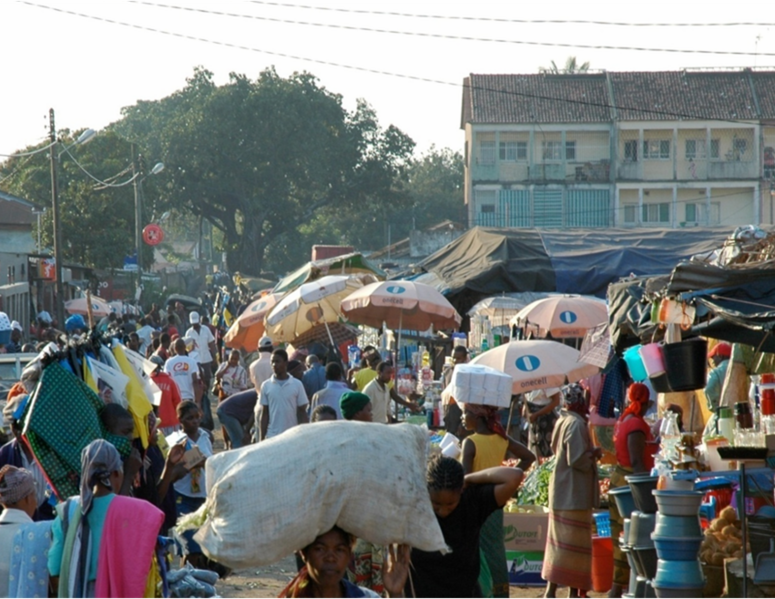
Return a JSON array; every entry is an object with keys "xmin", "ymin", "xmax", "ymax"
[
  {"xmin": 346, "ymin": 539, "xmax": 384, "ymax": 595},
  {"xmin": 94, "ymin": 495, "xmax": 164, "ymax": 599},
  {"xmin": 619, "ymin": 383, "xmax": 650, "ymax": 422},
  {"xmin": 0, "ymin": 464, "xmax": 36, "ymax": 504},
  {"xmin": 112, "ymin": 343, "xmax": 153, "ymax": 448},
  {"xmin": 8, "ymin": 520, "xmax": 52, "ymax": 598},
  {"xmin": 480, "ymin": 509, "xmax": 509, "ymax": 597},
  {"xmin": 23, "ymin": 363, "xmax": 104, "ymax": 500},
  {"xmin": 541, "ymin": 508, "xmax": 593, "ymax": 590},
  {"xmin": 562, "ymin": 383, "xmax": 589, "ymax": 420},
  {"xmin": 80, "ymin": 440, "xmax": 122, "ymax": 516},
  {"xmin": 609, "ymin": 465, "xmax": 632, "ymax": 586},
  {"xmin": 526, "ymin": 401, "xmax": 558, "ymax": 458},
  {"xmin": 597, "ymin": 358, "xmax": 627, "ymax": 418}
]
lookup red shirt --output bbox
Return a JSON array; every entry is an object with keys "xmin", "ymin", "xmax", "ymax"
[
  {"xmin": 615, "ymin": 415, "xmax": 656, "ymax": 471},
  {"xmin": 151, "ymin": 371, "xmax": 182, "ymax": 428}
]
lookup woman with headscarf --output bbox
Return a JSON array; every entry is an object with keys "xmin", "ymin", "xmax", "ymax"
[
  {"xmin": 461, "ymin": 403, "xmax": 535, "ymax": 597},
  {"xmin": 48, "ymin": 439, "xmax": 163, "ymax": 598},
  {"xmin": 542, "ymin": 384, "xmax": 601, "ymax": 598},
  {"xmin": 608, "ymin": 382, "xmax": 656, "ymax": 598}
]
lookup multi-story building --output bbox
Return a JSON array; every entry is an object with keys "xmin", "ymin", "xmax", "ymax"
[{"xmin": 461, "ymin": 69, "xmax": 775, "ymax": 229}]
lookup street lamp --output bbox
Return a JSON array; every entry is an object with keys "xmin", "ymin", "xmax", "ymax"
[
  {"xmin": 132, "ymin": 155, "xmax": 164, "ymax": 301},
  {"xmin": 49, "ymin": 108, "xmax": 96, "ymax": 329}
]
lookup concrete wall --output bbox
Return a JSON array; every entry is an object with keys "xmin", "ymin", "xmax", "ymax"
[
  {"xmin": 0, "ymin": 230, "xmax": 35, "ymax": 255},
  {"xmin": 409, "ymin": 228, "xmax": 464, "ymax": 258}
]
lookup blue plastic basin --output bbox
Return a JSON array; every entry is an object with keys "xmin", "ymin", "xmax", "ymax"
[
  {"xmin": 651, "ymin": 535, "xmax": 702, "ymax": 561},
  {"xmin": 653, "ymin": 558, "xmax": 705, "ymax": 588}
]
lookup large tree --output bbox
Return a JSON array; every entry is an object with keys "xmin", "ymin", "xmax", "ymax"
[
  {"xmin": 115, "ymin": 67, "xmax": 415, "ymax": 275},
  {"xmin": 0, "ymin": 130, "xmax": 161, "ymax": 270}
]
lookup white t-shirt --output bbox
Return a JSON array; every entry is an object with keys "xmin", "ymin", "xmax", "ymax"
[
  {"xmin": 259, "ymin": 375, "xmax": 308, "ymax": 439},
  {"xmin": 527, "ymin": 387, "xmax": 561, "ymax": 406},
  {"xmin": 363, "ymin": 378, "xmax": 391, "ymax": 424},
  {"xmin": 173, "ymin": 431, "xmax": 213, "ymax": 498},
  {"xmin": 249, "ymin": 352, "xmax": 273, "ymax": 389},
  {"xmin": 185, "ymin": 325, "xmax": 215, "ymax": 364},
  {"xmin": 164, "ymin": 355, "xmax": 200, "ymax": 400}
]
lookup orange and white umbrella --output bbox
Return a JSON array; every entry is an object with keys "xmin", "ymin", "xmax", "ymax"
[
  {"xmin": 340, "ymin": 281, "xmax": 461, "ymax": 332},
  {"xmin": 65, "ymin": 296, "xmax": 111, "ymax": 318},
  {"xmin": 223, "ymin": 292, "xmax": 284, "ymax": 352},
  {"xmin": 510, "ymin": 296, "xmax": 607, "ymax": 339},
  {"xmin": 470, "ymin": 339, "xmax": 599, "ymax": 394}
]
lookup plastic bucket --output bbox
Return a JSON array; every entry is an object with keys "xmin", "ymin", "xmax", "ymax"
[
  {"xmin": 640, "ymin": 343, "xmax": 666, "ymax": 377},
  {"xmin": 627, "ymin": 474, "xmax": 659, "ymax": 514},
  {"xmin": 652, "ymin": 490, "xmax": 704, "ymax": 517},
  {"xmin": 591, "ymin": 535, "xmax": 613, "ymax": 593},
  {"xmin": 624, "ymin": 345, "xmax": 648, "ymax": 382},
  {"xmin": 663, "ymin": 337, "xmax": 708, "ymax": 392},
  {"xmin": 610, "ymin": 486, "xmax": 637, "ymax": 519},
  {"xmin": 651, "ymin": 535, "xmax": 703, "ymax": 561}
]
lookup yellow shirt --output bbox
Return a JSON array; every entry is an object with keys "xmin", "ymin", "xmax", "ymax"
[
  {"xmin": 354, "ymin": 367, "xmax": 377, "ymax": 391},
  {"xmin": 467, "ymin": 433, "xmax": 509, "ymax": 473}
]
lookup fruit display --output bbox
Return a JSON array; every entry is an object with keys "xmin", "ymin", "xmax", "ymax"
[{"xmin": 700, "ymin": 506, "xmax": 748, "ymax": 566}]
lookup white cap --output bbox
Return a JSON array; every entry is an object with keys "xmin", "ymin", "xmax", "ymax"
[
  {"xmin": 258, "ymin": 336, "xmax": 273, "ymax": 350},
  {"xmin": 11, "ymin": 321, "xmax": 23, "ymax": 332},
  {"xmin": 189, "ymin": 311, "xmax": 200, "ymax": 324}
]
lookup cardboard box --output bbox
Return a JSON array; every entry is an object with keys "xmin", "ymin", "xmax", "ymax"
[
  {"xmin": 506, "ymin": 550, "xmax": 545, "ymax": 586},
  {"xmin": 503, "ymin": 508, "xmax": 548, "ymax": 586}
]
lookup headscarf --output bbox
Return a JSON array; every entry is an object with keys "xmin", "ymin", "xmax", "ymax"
[
  {"xmin": 562, "ymin": 384, "xmax": 589, "ymax": 420},
  {"xmin": 80, "ymin": 439, "xmax": 123, "ymax": 516},
  {"xmin": 464, "ymin": 403, "xmax": 508, "ymax": 439},
  {"xmin": 340, "ymin": 392, "xmax": 371, "ymax": 420},
  {"xmin": 0, "ymin": 465, "xmax": 35, "ymax": 505},
  {"xmin": 620, "ymin": 382, "xmax": 650, "ymax": 422}
]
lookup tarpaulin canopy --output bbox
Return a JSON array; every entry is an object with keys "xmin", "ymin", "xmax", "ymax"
[
  {"xmin": 273, "ymin": 253, "xmax": 385, "ymax": 295},
  {"xmin": 409, "ymin": 226, "xmax": 731, "ymax": 320}
]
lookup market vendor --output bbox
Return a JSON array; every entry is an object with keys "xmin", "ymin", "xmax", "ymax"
[
  {"xmin": 524, "ymin": 387, "xmax": 561, "ymax": 458},
  {"xmin": 703, "ymin": 342, "xmax": 731, "ymax": 438},
  {"xmin": 609, "ymin": 382, "xmax": 656, "ymax": 598},
  {"xmin": 279, "ymin": 527, "xmax": 410, "ymax": 598}
]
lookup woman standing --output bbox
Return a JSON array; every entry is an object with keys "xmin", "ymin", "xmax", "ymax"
[
  {"xmin": 524, "ymin": 387, "xmax": 561, "ymax": 458},
  {"xmin": 461, "ymin": 404, "xmax": 535, "ymax": 597},
  {"xmin": 542, "ymin": 385, "xmax": 601, "ymax": 599},
  {"xmin": 608, "ymin": 383, "xmax": 656, "ymax": 598}
]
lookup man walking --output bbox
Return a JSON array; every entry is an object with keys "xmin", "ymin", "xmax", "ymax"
[
  {"xmin": 185, "ymin": 311, "xmax": 217, "ymax": 395},
  {"xmin": 258, "ymin": 349, "xmax": 308, "ymax": 441},
  {"xmin": 309, "ymin": 362, "xmax": 350, "ymax": 419}
]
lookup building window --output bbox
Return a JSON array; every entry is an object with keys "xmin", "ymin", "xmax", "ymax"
[
  {"xmin": 499, "ymin": 141, "xmax": 527, "ymax": 161},
  {"xmin": 623, "ymin": 204, "xmax": 638, "ymax": 223},
  {"xmin": 479, "ymin": 141, "xmax": 496, "ymax": 164},
  {"xmin": 685, "ymin": 139, "xmax": 706, "ymax": 160},
  {"xmin": 542, "ymin": 141, "xmax": 562, "ymax": 161},
  {"xmin": 624, "ymin": 140, "xmax": 638, "ymax": 162},
  {"xmin": 710, "ymin": 139, "xmax": 720, "ymax": 159},
  {"xmin": 565, "ymin": 141, "xmax": 576, "ymax": 161},
  {"xmin": 685, "ymin": 202, "xmax": 721, "ymax": 224},
  {"xmin": 731, "ymin": 138, "xmax": 748, "ymax": 160},
  {"xmin": 643, "ymin": 140, "xmax": 670, "ymax": 160},
  {"xmin": 642, "ymin": 202, "xmax": 671, "ymax": 223},
  {"xmin": 481, "ymin": 204, "xmax": 496, "ymax": 213}
]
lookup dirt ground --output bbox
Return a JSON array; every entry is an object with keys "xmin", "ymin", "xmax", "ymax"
[{"xmin": 206, "ymin": 400, "xmax": 606, "ymax": 599}]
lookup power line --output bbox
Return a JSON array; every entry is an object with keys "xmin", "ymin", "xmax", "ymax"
[
  {"xmin": 0, "ymin": 140, "xmax": 56, "ymax": 158},
  {"xmin": 60, "ymin": 145, "xmax": 140, "ymax": 189},
  {"xmin": 244, "ymin": 2, "xmax": 775, "ymax": 29},
  {"xmin": 17, "ymin": 1, "xmax": 775, "ymax": 129},
  {"xmin": 125, "ymin": 0, "xmax": 773, "ymax": 58}
]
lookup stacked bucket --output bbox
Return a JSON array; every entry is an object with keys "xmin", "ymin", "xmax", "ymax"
[
  {"xmin": 650, "ymin": 488, "xmax": 706, "ymax": 597},
  {"xmin": 625, "ymin": 474, "xmax": 659, "ymax": 598}
]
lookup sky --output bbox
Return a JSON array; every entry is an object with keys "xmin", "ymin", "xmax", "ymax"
[{"xmin": 2, "ymin": 1, "xmax": 775, "ymax": 160}]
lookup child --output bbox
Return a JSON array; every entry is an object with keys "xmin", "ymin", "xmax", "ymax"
[
  {"xmin": 407, "ymin": 456, "xmax": 523, "ymax": 598},
  {"xmin": 310, "ymin": 405, "xmax": 338, "ymax": 422},
  {"xmin": 173, "ymin": 400, "xmax": 212, "ymax": 568}
]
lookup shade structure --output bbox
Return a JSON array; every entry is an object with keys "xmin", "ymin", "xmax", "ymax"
[
  {"xmin": 265, "ymin": 275, "xmax": 366, "ymax": 344},
  {"xmin": 223, "ymin": 292, "xmax": 284, "ymax": 352},
  {"xmin": 510, "ymin": 296, "xmax": 608, "ymax": 339},
  {"xmin": 470, "ymin": 340, "xmax": 599, "ymax": 394},
  {"xmin": 289, "ymin": 322, "xmax": 360, "ymax": 348},
  {"xmin": 65, "ymin": 296, "xmax": 111, "ymax": 318},
  {"xmin": 340, "ymin": 281, "xmax": 462, "ymax": 331}
]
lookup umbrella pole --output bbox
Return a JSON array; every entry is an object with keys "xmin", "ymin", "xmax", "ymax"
[
  {"xmin": 396, "ymin": 310, "xmax": 403, "ymax": 421},
  {"xmin": 86, "ymin": 289, "xmax": 94, "ymax": 330},
  {"xmin": 323, "ymin": 320, "xmax": 337, "ymax": 350},
  {"xmin": 507, "ymin": 393, "xmax": 517, "ymax": 438}
]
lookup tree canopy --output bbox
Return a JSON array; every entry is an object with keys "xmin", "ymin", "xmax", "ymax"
[
  {"xmin": 115, "ymin": 67, "xmax": 416, "ymax": 275},
  {"xmin": 540, "ymin": 56, "xmax": 591, "ymax": 74}
]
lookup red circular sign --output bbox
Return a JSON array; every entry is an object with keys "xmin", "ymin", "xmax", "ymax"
[{"xmin": 142, "ymin": 224, "xmax": 165, "ymax": 246}]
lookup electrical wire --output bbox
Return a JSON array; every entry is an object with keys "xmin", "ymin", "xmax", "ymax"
[
  {"xmin": 16, "ymin": 1, "xmax": 775, "ymax": 128},
  {"xmin": 124, "ymin": 0, "xmax": 774, "ymax": 58},
  {"xmin": 60, "ymin": 145, "xmax": 140, "ymax": 188},
  {"xmin": 243, "ymin": 2, "xmax": 775, "ymax": 29},
  {"xmin": 0, "ymin": 140, "xmax": 56, "ymax": 158}
]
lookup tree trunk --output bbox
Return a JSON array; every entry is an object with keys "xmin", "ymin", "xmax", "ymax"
[{"xmin": 226, "ymin": 217, "xmax": 266, "ymax": 275}]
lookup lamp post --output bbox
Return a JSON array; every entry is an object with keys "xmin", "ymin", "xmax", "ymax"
[
  {"xmin": 48, "ymin": 109, "xmax": 95, "ymax": 328},
  {"xmin": 131, "ymin": 149, "xmax": 164, "ymax": 302}
]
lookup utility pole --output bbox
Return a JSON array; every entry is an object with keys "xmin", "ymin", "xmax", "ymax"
[
  {"xmin": 132, "ymin": 145, "xmax": 143, "ymax": 302},
  {"xmin": 49, "ymin": 108, "xmax": 66, "ymax": 329}
]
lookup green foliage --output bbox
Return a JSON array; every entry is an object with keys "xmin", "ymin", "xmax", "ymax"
[
  {"xmin": 540, "ymin": 56, "xmax": 591, "ymax": 74},
  {"xmin": 115, "ymin": 67, "xmax": 416, "ymax": 275}
]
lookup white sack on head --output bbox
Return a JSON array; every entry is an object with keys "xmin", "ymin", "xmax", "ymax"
[
  {"xmin": 192, "ymin": 421, "xmax": 447, "ymax": 568},
  {"xmin": 451, "ymin": 363, "xmax": 512, "ymax": 408}
]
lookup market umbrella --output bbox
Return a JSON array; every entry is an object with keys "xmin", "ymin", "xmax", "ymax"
[
  {"xmin": 64, "ymin": 296, "xmax": 111, "ymax": 318},
  {"xmin": 289, "ymin": 322, "xmax": 360, "ymax": 348},
  {"xmin": 340, "ymin": 280, "xmax": 462, "ymax": 332},
  {"xmin": 265, "ymin": 275, "xmax": 367, "ymax": 345},
  {"xmin": 470, "ymin": 339, "xmax": 599, "ymax": 394},
  {"xmin": 578, "ymin": 322, "xmax": 612, "ymax": 368},
  {"xmin": 223, "ymin": 292, "xmax": 284, "ymax": 352},
  {"xmin": 467, "ymin": 293, "xmax": 549, "ymax": 328},
  {"xmin": 510, "ymin": 296, "xmax": 608, "ymax": 339}
]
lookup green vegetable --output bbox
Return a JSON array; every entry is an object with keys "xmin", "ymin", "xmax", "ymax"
[{"xmin": 517, "ymin": 457, "xmax": 556, "ymax": 507}]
